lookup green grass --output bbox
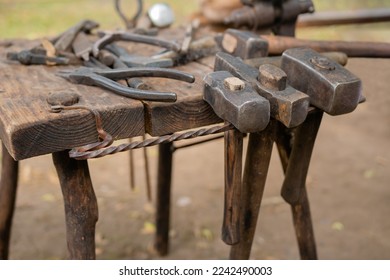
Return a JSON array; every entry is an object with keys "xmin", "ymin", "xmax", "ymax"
[
  {"xmin": 0, "ymin": 0, "xmax": 197, "ymax": 39},
  {"xmin": 0, "ymin": 0, "xmax": 389, "ymax": 41}
]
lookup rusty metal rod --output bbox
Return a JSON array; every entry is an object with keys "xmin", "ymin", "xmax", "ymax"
[
  {"xmin": 263, "ymin": 34, "xmax": 390, "ymax": 58},
  {"xmin": 69, "ymin": 123, "xmax": 235, "ymax": 160},
  {"xmin": 298, "ymin": 8, "xmax": 390, "ymax": 27}
]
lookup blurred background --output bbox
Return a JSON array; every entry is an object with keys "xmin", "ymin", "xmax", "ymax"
[{"xmin": 1, "ymin": 0, "xmax": 390, "ymax": 41}]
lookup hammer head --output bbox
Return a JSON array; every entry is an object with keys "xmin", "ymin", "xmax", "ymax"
[
  {"xmin": 215, "ymin": 52, "xmax": 309, "ymax": 128},
  {"xmin": 281, "ymin": 48, "xmax": 362, "ymax": 115},
  {"xmin": 218, "ymin": 29, "xmax": 269, "ymax": 59},
  {"xmin": 204, "ymin": 71, "xmax": 270, "ymax": 133}
]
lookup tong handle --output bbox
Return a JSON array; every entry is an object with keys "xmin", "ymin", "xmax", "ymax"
[
  {"xmin": 94, "ymin": 67, "xmax": 195, "ymax": 83},
  {"xmin": 83, "ymin": 73, "xmax": 177, "ymax": 102}
]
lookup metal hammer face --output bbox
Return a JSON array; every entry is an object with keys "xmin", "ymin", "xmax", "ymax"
[
  {"xmin": 203, "ymin": 71, "xmax": 270, "ymax": 133},
  {"xmin": 215, "ymin": 52, "xmax": 309, "ymax": 128},
  {"xmin": 219, "ymin": 29, "xmax": 269, "ymax": 59},
  {"xmin": 281, "ymin": 48, "xmax": 362, "ymax": 115}
]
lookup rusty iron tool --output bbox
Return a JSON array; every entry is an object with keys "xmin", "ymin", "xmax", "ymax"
[
  {"xmin": 114, "ymin": 0, "xmax": 143, "ymax": 29},
  {"xmin": 281, "ymin": 48, "xmax": 362, "ymax": 115},
  {"xmin": 98, "ymin": 49, "xmax": 149, "ymax": 90},
  {"xmin": 57, "ymin": 67, "xmax": 194, "ymax": 102},
  {"xmin": 218, "ymin": 28, "xmax": 269, "ymax": 59},
  {"xmin": 104, "ymin": 43, "xmax": 173, "ymax": 68},
  {"xmin": 180, "ymin": 19, "xmax": 200, "ymax": 55},
  {"xmin": 68, "ymin": 123, "xmax": 234, "ymax": 160},
  {"xmin": 92, "ymin": 31, "xmax": 181, "ymax": 57},
  {"xmin": 53, "ymin": 19, "xmax": 99, "ymax": 52},
  {"xmin": 203, "ymin": 71, "xmax": 270, "ymax": 245},
  {"xmin": 215, "ymin": 52, "xmax": 309, "ymax": 128},
  {"xmin": 204, "ymin": 71, "xmax": 270, "ymax": 133},
  {"xmin": 72, "ymin": 32, "xmax": 93, "ymax": 61},
  {"xmin": 225, "ymin": 0, "xmax": 314, "ymax": 36},
  {"xmin": 6, "ymin": 50, "xmax": 69, "ymax": 66},
  {"xmin": 152, "ymin": 35, "xmax": 219, "ymax": 66},
  {"xmin": 50, "ymin": 104, "xmax": 114, "ymax": 152}
]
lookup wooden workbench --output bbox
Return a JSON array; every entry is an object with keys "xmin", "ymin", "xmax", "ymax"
[
  {"xmin": 0, "ymin": 31, "xmax": 221, "ymax": 259},
  {"xmin": 0, "ymin": 35, "xmax": 220, "ymax": 161}
]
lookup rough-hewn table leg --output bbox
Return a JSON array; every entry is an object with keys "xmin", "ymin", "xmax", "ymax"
[
  {"xmin": 154, "ymin": 143, "xmax": 173, "ymax": 256},
  {"xmin": 52, "ymin": 150, "xmax": 98, "ymax": 260},
  {"xmin": 276, "ymin": 111, "xmax": 323, "ymax": 260},
  {"xmin": 230, "ymin": 123, "xmax": 275, "ymax": 260},
  {"xmin": 0, "ymin": 143, "xmax": 19, "ymax": 260}
]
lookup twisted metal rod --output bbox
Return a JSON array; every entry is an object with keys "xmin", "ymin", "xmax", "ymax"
[{"xmin": 69, "ymin": 123, "xmax": 234, "ymax": 160}]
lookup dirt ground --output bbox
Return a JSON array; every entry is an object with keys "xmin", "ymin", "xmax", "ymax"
[{"xmin": 2, "ymin": 57, "xmax": 389, "ymax": 260}]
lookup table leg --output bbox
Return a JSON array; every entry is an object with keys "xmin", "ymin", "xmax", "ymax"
[
  {"xmin": 52, "ymin": 150, "xmax": 98, "ymax": 260},
  {"xmin": 0, "ymin": 143, "xmax": 19, "ymax": 260},
  {"xmin": 154, "ymin": 143, "xmax": 173, "ymax": 256},
  {"xmin": 230, "ymin": 123, "xmax": 275, "ymax": 260},
  {"xmin": 277, "ymin": 111, "xmax": 323, "ymax": 260}
]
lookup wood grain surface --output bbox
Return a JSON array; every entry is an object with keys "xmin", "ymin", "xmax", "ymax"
[{"xmin": 0, "ymin": 32, "xmax": 219, "ymax": 160}]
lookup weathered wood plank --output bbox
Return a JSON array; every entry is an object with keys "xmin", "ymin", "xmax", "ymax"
[
  {"xmin": 0, "ymin": 30, "xmax": 221, "ymax": 159},
  {"xmin": 0, "ymin": 59, "xmax": 144, "ymax": 160}
]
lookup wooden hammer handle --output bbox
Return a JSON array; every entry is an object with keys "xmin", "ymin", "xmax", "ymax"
[{"xmin": 263, "ymin": 35, "xmax": 390, "ymax": 58}]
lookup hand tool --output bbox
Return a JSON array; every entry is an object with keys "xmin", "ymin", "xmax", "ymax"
[
  {"xmin": 92, "ymin": 31, "xmax": 181, "ymax": 57},
  {"xmin": 152, "ymin": 35, "xmax": 219, "ymax": 66},
  {"xmin": 225, "ymin": 0, "xmax": 315, "ymax": 36},
  {"xmin": 218, "ymin": 28, "xmax": 269, "ymax": 59},
  {"xmin": 98, "ymin": 48, "xmax": 149, "ymax": 90},
  {"xmin": 114, "ymin": 0, "xmax": 143, "ymax": 29},
  {"xmin": 72, "ymin": 32, "xmax": 93, "ymax": 61},
  {"xmin": 57, "ymin": 67, "xmax": 195, "ymax": 102},
  {"xmin": 104, "ymin": 43, "xmax": 173, "ymax": 68},
  {"xmin": 203, "ymin": 71, "xmax": 270, "ymax": 133},
  {"xmin": 215, "ymin": 51, "xmax": 309, "ymax": 128},
  {"xmin": 6, "ymin": 50, "xmax": 69, "ymax": 66},
  {"xmin": 203, "ymin": 71, "xmax": 270, "ymax": 245},
  {"xmin": 281, "ymin": 48, "xmax": 362, "ymax": 115},
  {"xmin": 53, "ymin": 19, "xmax": 99, "ymax": 52}
]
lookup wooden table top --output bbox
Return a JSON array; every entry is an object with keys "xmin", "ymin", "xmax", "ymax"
[{"xmin": 0, "ymin": 32, "xmax": 221, "ymax": 160}]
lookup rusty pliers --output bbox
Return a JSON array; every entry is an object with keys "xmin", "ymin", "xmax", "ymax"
[{"xmin": 57, "ymin": 67, "xmax": 195, "ymax": 102}]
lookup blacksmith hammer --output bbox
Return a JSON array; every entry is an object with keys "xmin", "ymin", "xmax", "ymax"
[
  {"xmin": 215, "ymin": 51, "xmax": 310, "ymax": 128},
  {"xmin": 203, "ymin": 71, "xmax": 270, "ymax": 245}
]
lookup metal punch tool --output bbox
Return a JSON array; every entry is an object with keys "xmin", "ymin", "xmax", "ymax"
[{"xmin": 57, "ymin": 67, "xmax": 195, "ymax": 102}]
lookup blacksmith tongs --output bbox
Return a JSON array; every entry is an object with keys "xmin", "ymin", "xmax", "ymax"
[{"xmin": 57, "ymin": 67, "xmax": 195, "ymax": 102}]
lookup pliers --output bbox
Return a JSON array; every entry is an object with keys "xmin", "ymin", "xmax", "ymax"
[{"xmin": 57, "ymin": 67, "xmax": 195, "ymax": 102}]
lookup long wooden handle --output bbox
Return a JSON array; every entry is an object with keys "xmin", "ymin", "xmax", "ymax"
[
  {"xmin": 222, "ymin": 127, "xmax": 243, "ymax": 245},
  {"xmin": 263, "ymin": 35, "xmax": 390, "ymax": 58}
]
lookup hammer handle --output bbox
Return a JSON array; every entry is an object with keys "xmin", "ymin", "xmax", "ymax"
[
  {"xmin": 281, "ymin": 111, "xmax": 323, "ymax": 205},
  {"xmin": 222, "ymin": 127, "xmax": 243, "ymax": 245},
  {"xmin": 263, "ymin": 35, "xmax": 390, "ymax": 58}
]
